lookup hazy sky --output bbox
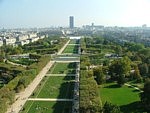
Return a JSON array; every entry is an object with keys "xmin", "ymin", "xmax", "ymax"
[{"xmin": 0, "ymin": 0, "xmax": 150, "ymax": 28}]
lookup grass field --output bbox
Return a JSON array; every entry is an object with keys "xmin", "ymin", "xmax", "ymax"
[
  {"xmin": 69, "ymin": 39, "xmax": 80, "ymax": 44},
  {"xmin": 31, "ymin": 76, "xmax": 75, "ymax": 98},
  {"xmin": 100, "ymin": 82, "xmax": 142, "ymax": 112},
  {"xmin": 63, "ymin": 45, "xmax": 78, "ymax": 54},
  {"xmin": 48, "ymin": 63, "xmax": 76, "ymax": 74},
  {"xmin": 20, "ymin": 101, "xmax": 72, "ymax": 113}
]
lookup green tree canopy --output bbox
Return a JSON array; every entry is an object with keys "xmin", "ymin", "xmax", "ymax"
[
  {"xmin": 93, "ymin": 67, "xmax": 105, "ymax": 85},
  {"xmin": 140, "ymin": 79, "xmax": 150, "ymax": 112}
]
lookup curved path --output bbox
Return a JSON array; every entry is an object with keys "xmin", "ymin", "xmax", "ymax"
[{"xmin": 125, "ymin": 83, "xmax": 143, "ymax": 92}]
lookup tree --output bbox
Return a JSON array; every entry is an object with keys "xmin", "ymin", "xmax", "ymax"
[
  {"xmin": 93, "ymin": 67, "xmax": 105, "ymax": 85},
  {"xmin": 115, "ymin": 45, "xmax": 122, "ymax": 55},
  {"xmin": 139, "ymin": 48, "xmax": 150, "ymax": 56},
  {"xmin": 133, "ymin": 66, "xmax": 142, "ymax": 83},
  {"xmin": 29, "ymin": 53, "xmax": 41, "ymax": 60},
  {"xmin": 109, "ymin": 56, "xmax": 131, "ymax": 79},
  {"xmin": 138, "ymin": 63, "xmax": 149, "ymax": 76},
  {"xmin": 0, "ymin": 47, "xmax": 5, "ymax": 62},
  {"xmin": 117, "ymin": 74, "xmax": 126, "ymax": 86},
  {"xmin": 13, "ymin": 46, "xmax": 23, "ymax": 54},
  {"xmin": 132, "ymin": 54, "xmax": 142, "ymax": 61},
  {"xmin": 0, "ymin": 55, "xmax": 4, "ymax": 62},
  {"xmin": 103, "ymin": 59, "xmax": 110, "ymax": 66},
  {"xmin": 140, "ymin": 79, "xmax": 150, "ymax": 112},
  {"xmin": 128, "ymin": 43, "xmax": 144, "ymax": 52},
  {"xmin": 103, "ymin": 102, "xmax": 122, "ymax": 113},
  {"xmin": 87, "ymin": 70, "xmax": 93, "ymax": 78}
]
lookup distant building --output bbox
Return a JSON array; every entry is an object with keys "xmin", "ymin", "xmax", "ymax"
[
  {"xmin": 29, "ymin": 37, "xmax": 39, "ymax": 42},
  {"xmin": 39, "ymin": 35, "xmax": 45, "ymax": 39},
  {"xmin": 0, "ymin": 39, "xmax": 3, "ymax": 46},
  {"xmin": 28, "ymin": 33, "xmax": 37, "ymax": 38},
  {"xmin": 69, "ymin": 16, "xmax": 74, "ymax": 29},
  {"xmin": 16, "ymin": 40, "xmax": 30, "ymax": 46},
  {"xmin": 142, "ymin": 24, "xmax": 147, "ymax": 28},
  {"xmin": 4, "ymin": 37, "xmax": 16, "ymax": 45},
  {"xmin": 17, "ymin": 35, "xmax": 29, "ymax": 41}
]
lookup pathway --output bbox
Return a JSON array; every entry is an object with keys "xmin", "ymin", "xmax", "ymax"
[
  {"xmin": 125, "ymin": 83, "xmax": 143, "ymax": 92},
  {"xmin": 54, "ymin": 60, "xmax": 80, "ymax": 63},
  {"xmin": 68, "ymin": 44, "xmax": 80, "ymax": 46},
  {"xmin": 7, "ymin": 60, "xmax": 27, "ymax": 68},
  {"xmin": 57, "ymin": 40, "xmax": 70, "ymax": 55},
  {"xmin": 28, "ymin": 98, "xmax": 73, "ymax": 102},
  {"xmin": 46, "ymin": 74, "xmax": 76, "ymax": 76}
]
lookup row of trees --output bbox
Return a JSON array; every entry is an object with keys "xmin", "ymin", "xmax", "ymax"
[
  {"xmin": 80, "ymin": 63, "xmax": 102, "ymax": 113},
  {"xmin": 140, "ymin": 79, "xmax": 150, "ymax": 112},
  {"xmin": 80, "ymin": 39, "xmax": 102, "ymax": 112},
  {"xmin": 80, "ymin": 38, "xmax": 122, "ymax": 113}
]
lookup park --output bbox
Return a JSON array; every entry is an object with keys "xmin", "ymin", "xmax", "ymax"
[{"xmin": 20, "ymin": 39, "xmax": 80, "ymax": 113}]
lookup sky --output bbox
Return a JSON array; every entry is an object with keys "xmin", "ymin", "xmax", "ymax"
[{"xmin": 0, "ymin": 0, "xmax": 150, "ymax": 28}]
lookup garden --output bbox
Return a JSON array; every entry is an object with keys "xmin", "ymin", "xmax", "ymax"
[
  {"xmin": 48, "ymin": 62, "xmax": 76, "ymax": 74},
  {"xmin": 69, "ymin": 39, "xmax": 80, "ymax": 44},
  {"xmin": 63, "ymin": 45, "xmax": 79, "ymax": 54},
  {"xmin": 31, "ymin": 76, "xmax": 75, "ymax": 98}
]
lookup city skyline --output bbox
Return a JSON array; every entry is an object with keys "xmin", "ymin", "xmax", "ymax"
[{"xmin": 1, "ymin": 0, "xmax": 150, "ymax": 28}]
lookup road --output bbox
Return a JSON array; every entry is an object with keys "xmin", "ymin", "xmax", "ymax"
[{"xmin": 6, "ymin": 40, "xmax": 70, "ymax": 113}]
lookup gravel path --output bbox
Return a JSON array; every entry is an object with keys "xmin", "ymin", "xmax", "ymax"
[
  {"xmin": 6, "ymin": 40, "xmax": 70, "ymax": 113},
  {"xmin": 46, "ymin": 74, "xmax": 76, "ymax": 76},
  {"xmin": 28, "ymin": 98, "xmax": 73, "ymax": 102},
  {"xmin": 124, "ymin": 83, "xmax": 143, "ymax": 92},
  {"xmin": 54, "ymin": 60, "xmax": 80, "ymax": 63}
]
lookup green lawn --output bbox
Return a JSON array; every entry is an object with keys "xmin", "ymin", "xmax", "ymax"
[
  {"xmin": 31, "ymin": 76, "xmax": 75, "ymax": 98},
  {"xmin": 100, "ymin": 82, "xmax": 142, "ymax": 112},
  {"xmin": 48, "ymin": 63, "xmax": 76, "ymax": 74},
  {"xmin": 63, "ymin": 45, "xmax": 78, "ymax": 54},
  {"xmin": 69, "ymin": 39, "xmax": 80, "ymax": 44},
  {"xmin": 20, "ymin": 101, "xmax": 72, "ymax": 113}
]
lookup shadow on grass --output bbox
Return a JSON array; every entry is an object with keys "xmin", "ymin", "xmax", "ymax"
[
  {"xmin": 68, "ymin": 63, "xmax": 76, "ymax": 68},
  {"xmin": 120, "ymin": 101, "xmax": 145, "ymax": 113},
  {"xmin": 52, "ymin": 75, "xmax": 75, "ymax": 113},
  {"xmin": 52, "ymin": 101, "xmax": 72, "ymax": 113},
  {"xmin": 73, "ymin": 45, "xmax": 79, "ymax": 54},
  {"xmin": 48, "ymin": 57, "xmax": 77, "ymax": 113},
  {"xmin": 104, "ymin": 84, "xmax": 121, "ymax": 88},
  {"xmin": 132, "ymin": 89, "xmax": 141, "ymax": 92}
]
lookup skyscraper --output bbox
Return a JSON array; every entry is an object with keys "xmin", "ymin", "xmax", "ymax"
[{"xmin": 69, "ymin": 16, "xmax": 74, "ymax": 29}]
